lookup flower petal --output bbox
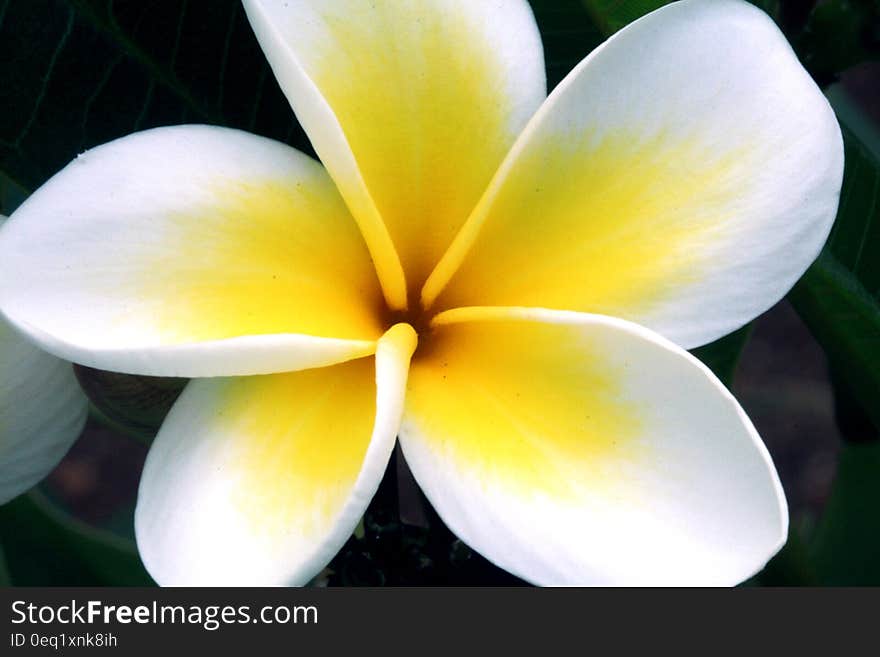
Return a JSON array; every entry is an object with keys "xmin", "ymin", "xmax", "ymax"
[
  {"xmin": 135, "ymin": 324, "xmax": 416, "ymax": 586},
  {"xmin": 400, "ymin": 307, "xmax": 787, "ymax": 585},
  {"xmin": 0, "ymin": 125, "xmax": 385, "ymax": 377},
  {"xmin": 244, "ymin": 0, "xmax": 546, "ymax": 302},
  {"xmin": 423, "ymin": 0, "xmax": 843, "ymax": 349},
  {"xmin": 0, "ymin": 319, "xmax": 88, "ymax": 503}
]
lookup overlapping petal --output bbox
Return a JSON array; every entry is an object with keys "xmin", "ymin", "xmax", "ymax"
[
  {"xmin": 0, "ymin": 319, "xmax": 88, "ymax": 503},
  {"xmin": 400, "ymin": 308, "xmax": 787, "ymax": 585},
  {"xmin": 0, "ymin": 126, "xmax": 384, "ymax": 377},
  {"xmin": 423, "ymin": 0, "xmax": 843, "ymax": 349},
  {"xmin": 244, "ymin": 0, "xmax": 546, "ymax": 303},
  {"xmin": 135, "ymin": 324, "xmax": 417, "ymax": 586}
]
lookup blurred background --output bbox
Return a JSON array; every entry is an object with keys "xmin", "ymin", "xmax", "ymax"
[{"xmin": 0, "ymin": 0, "xmax": 878, "ymax": 585}]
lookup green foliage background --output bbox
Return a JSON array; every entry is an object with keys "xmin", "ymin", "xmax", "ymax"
[{"xmin": 0, "ymin": 0, "xmax": 878, "ymax": 586}]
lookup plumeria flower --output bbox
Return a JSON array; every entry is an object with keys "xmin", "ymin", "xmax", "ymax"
[
  {"xmin": 0, "ymin": 216, "xmax": 88, "ymax": 505},
  {"xmin": 0, "ymin": 0, "xmax": 842, "ymax": 586}
]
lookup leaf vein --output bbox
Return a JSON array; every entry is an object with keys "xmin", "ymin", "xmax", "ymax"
[
  {"xmin": 216, "ymin": 1, "xmax": 239, "ymax": 111},
  {"xmin": 78, "ymin": 52, "xmax": 125, "ymax": 150},
  {"xmin": 13, "ymin": 10, "xmax": 74, "ymax": 149},
  {"xmin": 852, "ymin": 164, "xmax": 879, "ymax": 275},
  {"xmin": 247, "ymin": 66, "xmax": 268, "ymax": 132}
]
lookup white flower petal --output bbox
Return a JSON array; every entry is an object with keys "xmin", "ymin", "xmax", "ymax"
[
  {"xmin": 0, "ymin": 319, "xmax": 88, "ymax": 503},
  {"xmin": 400, "ymin": 307, "xmax": 787, "ymax": 585},
  {"xmin": 424, "ymin": 0, "xmax": 843, "ymax": 349},
  {"xmin": 135, "ymin": 324, "xmax": 416, "ymax": 586},
  {"xmin": 0, "ymin": 125, "xmax": 384, "ymax": 377}
]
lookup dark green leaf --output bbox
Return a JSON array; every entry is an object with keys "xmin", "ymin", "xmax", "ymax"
[
  {"xmin": 0, "ymin": 490, "xmax": 153, "ymax": 585},
  {"xmin": 789, "ymin": 87, "xmax": 880, "ymax": 431},
  {"xmin": 750, "ymin": 527, "xmax": 817, "ymax": 586},
  {"xmin": 580, "ymin": 0, "xmax": 670, "ymax": 36},
  {"xmin": 829, "ymin": 368, "xmax": 879, "ymax": 443},
  {"xmin": 690, "ymin": 323, "xmax": 753, "ymax": 387},
  {"xmin": 794, "ymin": 0, "xmax": 880, "ymax": 84},
  {"xmin": 0, "ymin": 170, "xmax": 28, "ymax": 216},
  {"xmin": 0, "ymin": 541, "xmax": 10, "ymax": 586},
  {"xmin": 0, "ymin": 0, "xmax": 309, "ymax": 193},
  {"xmin": 810, "ymin": 441, "xmax": 880, "ymax": 584},
  {"xmin": 750, "ymin": 0, "xmax": 781, "ymax": 19},
  {"xmin": 579, "ymin": 1, "xmax": 781, "ymax": 39},
  {"xmin": 530, "ymin": 0, "xmax": 604, "ymax": 88},
  {"xmin": 790, "ymin": 253, "xmax": 880, "ymax": 430}
]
